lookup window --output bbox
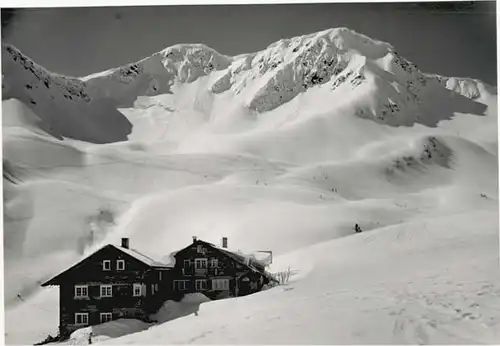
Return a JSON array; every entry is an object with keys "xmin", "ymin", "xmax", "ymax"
[
  {"xmin": 210, "ymin": 259, "xmax": 218, "ymax": 268},
  {"xmin": 103, "ymin": 260, "xmax": 111, "ymax": 271},
  {"xmin": 212, "ymin": 279, "xmax": 229, "ymax": 291},
  {"xmin": 183, "ymin": 260, "xmax": 190, "ymax": 268},
  {"xmin": 173, "ymin": 280, "xmax": 187, "ymax": 291},
  {"xmin": 196, "ymin": 245, "xmax": 203, "ymax": 253},
  {"xmin": 75, "ymin": 313, "xmax": 89, "ymax": 325},
  {"xmin": 100, "ymin": 285, "xmax": 112, "ymax": 297},
  {"xmin": 116, "ymin": 259, "xmax": 125, "ymax": 271},
  {"xmin": 74, "ymin": 285, "xmax": 88, "ymax": 298},
  {"xmin": 100, "ymin": 312, "xmax": 113, "ymax": 324},
  {"xmin": 194, "ymin": 258, "xmax": 208, "ymax": 269},
  {"xmin": 133, "ymin": 283, "xmax": 142, "ymax": 297},
  {"xmin": 195, "ymin": 279, "xmax": 207, "ymax": 291}
]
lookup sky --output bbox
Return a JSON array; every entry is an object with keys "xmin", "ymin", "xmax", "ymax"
[{"xmin": 1, "ymin": 2, "xmax": 497, "ymax": 85}]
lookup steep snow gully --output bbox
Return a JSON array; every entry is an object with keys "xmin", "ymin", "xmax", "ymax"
[{"xmin": 3, "ymin": 27, "xmax": 499, "ymax": 345}]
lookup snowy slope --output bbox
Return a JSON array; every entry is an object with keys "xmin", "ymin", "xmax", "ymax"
[
  {"xmin": 2, "ymin": 45, "xmax": 132, "ymax": 144},
  {"xmin": 101, "ymin": 210, "xmax": 500, "ymax": 345},
  {"xmin": 2, "ymin": 27, "xmax": 498, "ymax": 345}
]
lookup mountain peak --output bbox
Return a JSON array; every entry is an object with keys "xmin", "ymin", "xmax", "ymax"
[{"xmin": 2, "ymin": 27, "xmax": 494, "ymax": 144}]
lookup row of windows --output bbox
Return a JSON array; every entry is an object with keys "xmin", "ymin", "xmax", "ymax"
[
  {"xmin": 212, "ymin": 278, "xmax": 230, "ymax": 290},
  {"xmin": 173, "ymin": 278, "xmax": 229, "ymax": 291},
  {"xmin": 75, "ymin": 312, "xmax": 112, "ymax": 325},
  {"xmin": 74, "ymin": 284, "xmax": 145, "ymax": 298},
  {"xmin": 102, "ymin": 259, "xmax": 125, "ymax": 271},
  {"xmin": 184, "ymin": 258, "xmax": 218, "ymax": 269}
]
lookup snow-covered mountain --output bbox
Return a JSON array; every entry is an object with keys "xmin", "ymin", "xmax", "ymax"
[
  {"xmin": 2, "ymin": 28, "xmax": 494, "ymax": 143},
  {"xmin": 3, "ymin": 27, "xmax": 499, "ymax": 345}
]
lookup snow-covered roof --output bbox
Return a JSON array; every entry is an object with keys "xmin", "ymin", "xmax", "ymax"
[
  {"xmin": 41, "ymin": 244, "xmax": 172, "ymax": 286},
  {"xmin": 210, "ymin": 244, "xmax": 272, "ymax": 268},
  {"xmin": 249, "ymin": 251, "xmax": 273, "ymax": 266},
  {"xmin": 41, "ymin": 238, "xmax": 271, "ymax": 287},
  {"xmin": 117, "ymin": 246, "xmax": 173, "ymax": 268},
  {"xmin": 160, "ymin": 251, "xmax": 178, "ymax": 268}
]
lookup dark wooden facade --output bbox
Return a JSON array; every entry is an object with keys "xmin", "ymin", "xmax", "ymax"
[
  {"xmin": 170, "ymin": 239, "xmax": 275, "ymax": 300},
  {"xmin": 41, "ymin": 242, "xmax": 172, "ymax": 338},
  {"xmin": 41, "ymin": 237, "xmax": 275, "ymax": 339}
]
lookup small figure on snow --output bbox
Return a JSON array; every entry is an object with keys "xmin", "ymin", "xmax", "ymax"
[{"xmin": 354, "ymin": 224, "xmax": 362, "ymax": 233}]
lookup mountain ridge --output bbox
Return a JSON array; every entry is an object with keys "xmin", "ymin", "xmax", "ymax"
[
  {"xmin": 2, "ymin": 27, "xmax": 494, "ymax": 145},
  {"xmin": 3, "ymin": 27, "xmax": 495, "ymax": 109}
]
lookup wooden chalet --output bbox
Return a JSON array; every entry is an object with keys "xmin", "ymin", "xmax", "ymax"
[
  {"xmin": 169, "ymin": 237, "xmax": 276, "ymax": 300},
  {"xmin": 41, "ymin": 238, "xmax": 173, "ymax": 338},
  {"xmin": 41, "ymin": 236, "xmax": 275, "ymax": 339}
]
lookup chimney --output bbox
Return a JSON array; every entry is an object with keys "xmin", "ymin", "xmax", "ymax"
[
  {"xmin": 121, "ymin": 238, "xmax": 129, "ymax": 249},
  {"xmin": 222, "ymin": 237, "xmax": 228, "ymax": 249},
  {"xmin": 192, "ymin": 236, "xmax": 197, "ymax": 243}
]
